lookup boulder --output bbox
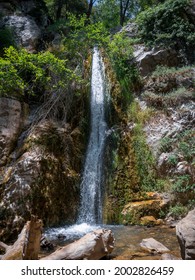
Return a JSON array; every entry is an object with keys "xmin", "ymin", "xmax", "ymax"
[
  {"xmin": 121, "ymin": 192, "xmax": 169, "ymax": 225},
  {"xmin": 133, "ymin": 46, "xmax": 180, "ymax": 76},
  {"xmin": 0, "ymin": 0, "xmax": 49, "ymax": 52},
  {"xmin": 175, "ymin": 161, "xmax": 191, "ymax": 176},
  {"xmin": 2, "ymin": 15, "xmax": 41, "ymax": 52},
  {"xmin": 0, "ymin": 97, "xmax": 28, "ymax": 166},
  {"xmin": 120, "ymin": 22, "xmax": 138, "ymax": 38},
  {"xmin": 140, "ymin": 238, "xmax": 170, "ymax": 254},
  {"xmin": 176, "ymin": 209, "xmax": 195, "ymax": 260}
]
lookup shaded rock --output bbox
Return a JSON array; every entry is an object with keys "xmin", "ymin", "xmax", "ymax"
[
  {"xmin": 157, "ymin": 153, "xmax": 174, "ymax": 176},
  {"xmin": 140, "ymin": 238, "xmax": 170, "ymax": 254},
  {"xmin": 120, "ymin": 22, "xmax": 138, "ymax": 38},
  {"xmin": 40, "ymin": 235, "xmax": 54, "ymax": 251},
  {"xmin": 176, "ymin": 208, "xmax": 195, "ymax": 260},
  {"xmin": 0, "ymin": 98, "xmax": 28, "ymax": 166},
  {"xmin": 2, "ymin": 15, "xmax": 41, "ymax": 52},
  {"xmin": 133, "ymin": 46, "xmax": 180, "ymax": 76},
  {"xmin": 161, "ymin": 253, "xmax": 181, "ymax": 260},
  {"xmin": 0, "ymin": 120, "xmax": 83, "ymax": 241},
  {"xmin": 0, "ymin": 0, "xmax": 49, "ymax": 52},
  {"xmin": 0, "ymin": 2, "xmax": 15, "ymax": 16},
  {"xmin": 185, "ymin": 0, "xmax": 195, "ymax": 25}
]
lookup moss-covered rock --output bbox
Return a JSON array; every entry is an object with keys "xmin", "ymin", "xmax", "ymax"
[{"xmin": 0, "ymin": 120, "xmax": 85, "ymax": 241}]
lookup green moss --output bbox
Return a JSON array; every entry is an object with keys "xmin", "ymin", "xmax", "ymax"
[{"xmin": 104, "ymin": 98, "xmax": 158, "ymax": 224}]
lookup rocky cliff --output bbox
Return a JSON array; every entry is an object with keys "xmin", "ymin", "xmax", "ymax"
[{"xmin": 0, "ymin": 0, "xmax": 49, "ymax": 52}]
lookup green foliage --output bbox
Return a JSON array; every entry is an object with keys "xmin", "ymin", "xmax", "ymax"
[
  {"xmin": 136, "ymin": 0, "xmax": 195, "ymax": 49},
  {"xmin": 143, "ymin": 87, "xmax": 194, "ymax": 108},
  {"xmin": 169, "ymin": 203, "xmax": 188, "ymax": 219},
  {"xmin": 0, "ymin": 46, "xmax": 76, "ymax": 100},
  {"xmin": 108, "ymin": 32, "xmax": 134, "ymax": 78},
  {"xmin": 160, "ymin": 137, "xmax": 173, "ymax": 153},
  {"xmin": 151, "ymin": 65, "xmax": 193, "ymax": 78},
  {"xmin": 132, "ymin": 123, "xmax": 157, "ymax": 191},
  {"xmin": 63, "ymin": 13, "xmax": 109, "ymax": 63},
  {"xmin": 167, "ymin": 154, "xmax": 178, "ymax": 166},
  {"xmin": 155, "ymin": 178, "xmax": 171, "ymax": 192},
  {"xmin": 44, "ymin": 0, "xmax": 88, "ymax": 20},
  {"xmin": 177, "ymin": 130, "xmax": 194, "ymax": 161},
  {"xmin": 159, "ymin": 129, "xmax": 194, "ymax": 160},
  {"xmin": 107, "ymin": 32, "xmax": 140, "ymax": 108},
  {"xmin": 0, "ymin": 58, "xmax": 25, "ymax": 96},
  {"xmin": 0, "ymin": 27, "xmax": 16, "ymax": 52},
  {"xmin": 177, "ymin": 130, "xmax": 195, "ymax": 161},
  {"xmin": 128, "ymin": 101, "xmax": 157, "ymax": 192},
  {"xmin": 172, "ymin": 175, "xmax": 194, "ymax": 193},
  {"xmin": 143, "ymin": 65, "xmax": 195, "ymax": 108},
  {"xmin": 94, "ymin": 0, "xmax": 120, "ymax": 29}
]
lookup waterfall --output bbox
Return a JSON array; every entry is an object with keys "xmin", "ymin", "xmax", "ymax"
[{"xmin": 77, "ymin": 47, "xmax": 107, "ymax": 225}]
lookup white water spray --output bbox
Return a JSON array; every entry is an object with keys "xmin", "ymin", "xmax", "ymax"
[{"xmin": 77, "ymin": 47, "xmax": 107, "ymax": 224}]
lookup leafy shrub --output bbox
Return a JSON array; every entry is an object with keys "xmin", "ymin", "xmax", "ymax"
[
  {"xmin": 160, "ymin": 137, "xmax": 173, "ymax": 152},
  {"xmin": 167, "ymin": 154, "xmax": 179, "ymax": 166},
  {"xmin": 0, "ymin": 46, "xmax": 76, "ymax": 102},
  {"xmin": 136, "ymin": 0, "xmax": 195, "ymax": 50},
  {"xmin": 172, "ymin": 175, "xmax": 194, "ymax": 193},
  {"xmin": 0, "ymin": 27, "xmax": 16, "ymax": 52},
  {"xmin": 169, "ymin": 203, "xmax": 188, "ymax": 219},
  {"xmin": 107, "ymin": 32, "xmax": 141, "ymax": 108},
  {"xmin": 177, "ymin": 129, "xmax": 195, "ymax": 161},
  {"xmin": 143, "ymin": 87, "xmax": 194, "ymax": 108},
  {"xmin": 0, "ymin": 58, "xmax": 25, "ymax": 96},
  {"xmin": 63, "ymin": 13, "xmax": 109, "ymax": 63}
]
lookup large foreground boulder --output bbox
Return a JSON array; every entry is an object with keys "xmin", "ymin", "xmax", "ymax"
[{"xmin": 176, "ymin": 209, "xmax": 195, "ymax": 260}]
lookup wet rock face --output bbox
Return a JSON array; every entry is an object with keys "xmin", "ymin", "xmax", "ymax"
[
  {"xmin": 176, "ymin": 209, "xmax": 195, "ymax": 260},
  {"xmin": 0, "ymin": 119, "xmax": 82, "ymax": 241},
  {"xmin": 0, "ymin": 98, "xmax": 28, "ymax": 166}
]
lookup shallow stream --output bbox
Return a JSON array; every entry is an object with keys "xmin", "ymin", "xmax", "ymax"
[{"xmin": 43, "ymin": 223, "xmax": 181, "ymax": 260}]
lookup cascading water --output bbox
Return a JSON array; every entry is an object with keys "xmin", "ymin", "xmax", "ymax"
[
  {"xmin": 45, "ymin": 47, "xmax": 108, "ymax": 240},
  {"xmin": 77, "ymin": 47, "xmax": 107, "ymax": 225}
]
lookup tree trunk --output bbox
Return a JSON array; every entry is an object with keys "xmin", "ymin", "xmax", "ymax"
[
  {"xmin": 87, "ymin": 0, "xmax": 96, "ymax": 18},
  {"xmin": 120, "ymin": 0, "xmax": 130, "ymax": 26},
  {"xmin": 0, "ymin": 216, "xmax": 42, "ymax": 260},
  {"xmin": 41, "ymin": 229, "xmax": 115, "ymax": 260}
]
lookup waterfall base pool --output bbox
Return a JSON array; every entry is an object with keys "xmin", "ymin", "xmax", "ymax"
[{"xmin": 43, "ymin": 224, "xmax": 181, "ymax": 260}]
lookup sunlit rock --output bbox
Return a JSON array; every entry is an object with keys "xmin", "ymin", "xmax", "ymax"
[
  {"xmin": 140, "ymin": 216, "xmax": 163, "ymax": 226},
  {"xmin": 140, "ymin": 237, "xmax": 170, "ymax": 254},
  {"xmin": 121, "ymin": 192, "xmax": 169, "ymax": 225},
  {"xmin": 133, "ymin": 46, "xmax": 180, "ymax": 76},
  {"xmin": 2, "ymin": 15, "xmax": 41, "ymax": 52}
]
